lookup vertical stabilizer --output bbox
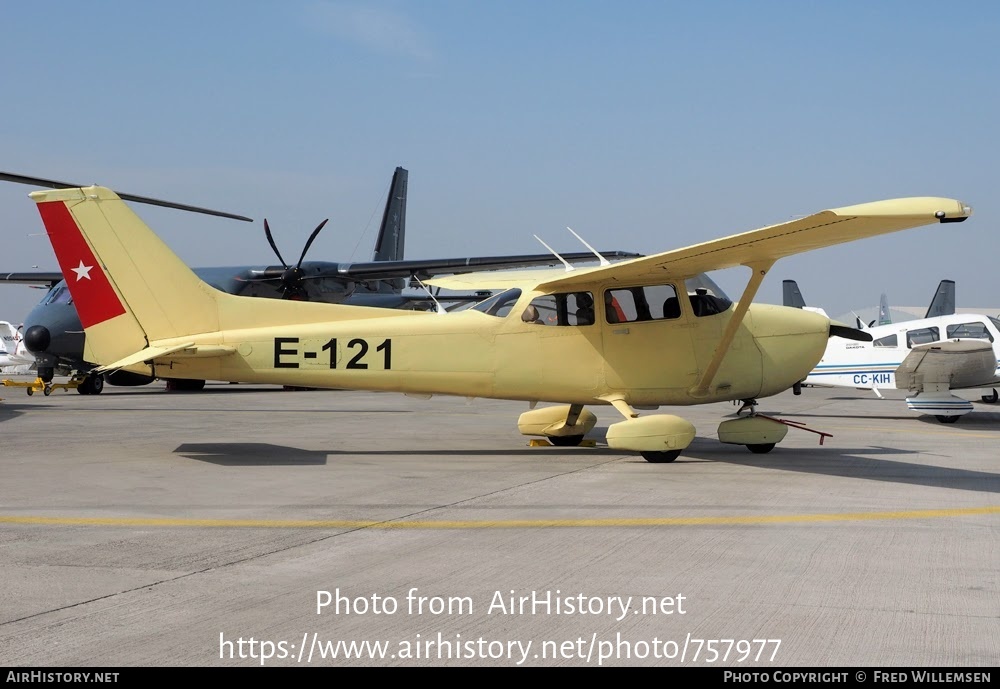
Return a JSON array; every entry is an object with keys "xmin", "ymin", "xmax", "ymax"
[
  {"xmin": 878, "ymin": 293, "xmax": 891, "ymax": 326},
  {"xmin": 924, "ymin": 279, "xmax": 956, "ymax": 319},
  {"xmin": 372, "ymin": 166, "xmax": 408, "ymax": 292},
  {"xmin": 30, "ymin": 186, "xmax": 223, "ymax": 368},
  {"xmin": 0, "ymin": 321, "xmax": 21, "ymax": 353},
  {"xmin": 782, "ymin": 279, "xmax": 806, "ymax": 308}
]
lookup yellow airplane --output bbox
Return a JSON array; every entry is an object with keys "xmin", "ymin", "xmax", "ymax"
[{"xmin": 25, "ymin": 185, "xmax": 971, "ymax": 462}]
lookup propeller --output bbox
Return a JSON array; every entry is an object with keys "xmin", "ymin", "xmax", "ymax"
[
  {"xmin": 262, "ymin": 218, "xmax": 329, "ymax": 299},
  {"xmin": 829, "ymin": 323, "xmax": 873, "ymax": 342}
]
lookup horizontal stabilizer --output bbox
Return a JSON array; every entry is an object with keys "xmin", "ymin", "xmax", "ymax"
[
  {"xmin": 98, "ymin": 343, "xmax": 236, "ymax": 371},
  {"xmin": 895, "ymin": 339, "xmax": 998, "ymax": 391}
]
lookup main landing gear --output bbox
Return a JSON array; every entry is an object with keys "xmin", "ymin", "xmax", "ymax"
[
  {"xmin": 518, "ymin": 397, "xmax": 829, "ymax": 463},
  {"xmin": 981, "ymin": 388, "xmax": 999, "ymax": 404}
]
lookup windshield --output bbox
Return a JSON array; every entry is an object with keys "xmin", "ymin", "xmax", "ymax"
[
  {"xmin": 684, "ymin": 273, "xmax": 732, "ymax": 316},
  {"xmin": 471, "ymin": 288, "xmax": 522, "ymax": 317},
  {"xmin": 41, "ymin": 281, "xmax": 73, "ymax": 305}
]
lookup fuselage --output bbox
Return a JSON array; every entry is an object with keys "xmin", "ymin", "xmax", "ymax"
[
  {"xmin": 128, "ymin": 286, "xmax": 833, "ymax": 407},
  {"xmin": 805, "ymin": 313, "xmax": 1000, "ymax": 390},
  {"xmin": 19, "ymin": 269, "xmax": 417, "ymax": 377}
]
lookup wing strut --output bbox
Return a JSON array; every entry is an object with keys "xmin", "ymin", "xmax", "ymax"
[{"xmin": 689, "ymin": 260, "xmax": 774, "ymax": 398}]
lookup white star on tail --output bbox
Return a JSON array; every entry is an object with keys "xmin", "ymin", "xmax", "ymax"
[{"xmin": 71, "ymin": 260, "xmax": 93, "ymax": 281}]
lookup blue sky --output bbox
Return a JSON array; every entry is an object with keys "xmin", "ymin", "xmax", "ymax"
[{"xmin": 2, "ymin": 1, "xmax": 998, "ymax": 323}]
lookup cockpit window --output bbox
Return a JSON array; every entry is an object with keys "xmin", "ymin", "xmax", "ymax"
[
  {"xmin": 472, "ymin": 288, "xmax": 522, "ymax": 317},
  {"xmin": 41, "ymin": 281, "xmax": 73, "ymax": 305},
  {"xmin": 906, "ymin": 326, "xmax": 939, "ymax": 348},
  {"xmin": 947, "ymin": 322, "xmax": 994, "ymax": 342},
  {"xmin": 684, "ymin": 274, "xmax": 732, "ymax": 317}
]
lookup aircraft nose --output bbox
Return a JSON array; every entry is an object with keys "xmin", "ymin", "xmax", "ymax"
[
  {"xmin": 23, "ymin": 325, "xmax": 51, "ymax": 353},
  {"xmin": 748, "ymin": 304, "xmax": 830, "ymax": 396}
]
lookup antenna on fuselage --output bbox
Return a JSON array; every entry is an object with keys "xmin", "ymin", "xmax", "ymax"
[
  {"xmin": 566, "ymin": 227, "xmax": 611, "ymax": 266},
  {"xmin": 532, "ymin": 235, "xmax": 574, "ymax": 272}
]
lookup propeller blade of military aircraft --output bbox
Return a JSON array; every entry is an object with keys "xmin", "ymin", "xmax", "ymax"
[{"xmin": 0, "ymin": 171, "xmax": 253, "ymax": 222}]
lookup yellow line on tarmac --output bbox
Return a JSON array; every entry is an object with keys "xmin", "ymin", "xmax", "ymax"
[{"xmin": 1, "ymin": 506, "xmax": 998, "ymax": 529}]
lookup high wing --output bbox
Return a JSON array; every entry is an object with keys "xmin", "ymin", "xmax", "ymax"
[
  {"xmin": 530, "ymin": 196, "xmax": 971, "ymax": 399},
  {"xmin": 424, "ymin": 267, "xmax": 574, "ymax": 291},
  {"xmin": 1, "ymin": 272, "xmax": 64, "ymax": 288},
  {"xmin": 243, "ymin": 251, "xmax": 641, "ymax": 285},
  {"xmin": 331, "ymin": 250, "xmax": 641, "ymax": 280},
  {"xmin": 534, "ymin": 197, "xmax": 971, "ymax": 291},
  {"xmin": 895, "ymin": 339, "xmax": 999, "ymax": 392}
]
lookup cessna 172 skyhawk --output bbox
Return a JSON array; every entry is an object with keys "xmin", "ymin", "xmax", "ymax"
[{"xmin": 24, "ymin": 185, "xmax": 971, "ymax": 461}]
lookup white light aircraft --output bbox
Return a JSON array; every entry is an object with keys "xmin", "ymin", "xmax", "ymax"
[
  {"xmin": 798, "ymin": 281, "xmax": 1000, "ymax": 421},
  {"xmin": 22, "ymin": 185, "xmax": 971, "ymax": 461},
  {"xmin": 0, "ymin": 321, "xmax": 34, "ymax": 373}
]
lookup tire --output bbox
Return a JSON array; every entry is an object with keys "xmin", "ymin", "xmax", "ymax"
[
  {"xmin": 164, "ymin": 378, "xmax": 206, "ymax": 392},
  {"xmin": 78, "ymin": 374, "xmax": 104, "ymax": 395},
  {"xmin": 549, "ymin": 435, "xmax": 584, "ymax": 447},
  {"xmin": 747, "ymin": 443, "xmax": 776, "ymax": 454},
  {"xmin": 640, "ymin": 450, "xmax": 681, "ymax": 463},
  {"xmin": 982, "ymin": 389, "xmax": 999, "ymax": 404},
  {"xmin": 26, "ymin": 387, "xmax": 33, "ymax": 396},
  {"xmin": 42, "ymin": 386, "xmax": 52, "ymax": 397},
  {"xmin": 38, "ymin": 367, "xmax": 54, "ymax": 383},
  {"xmin": 935, "ymin": 415, "xmax": 961, "ymax": 424}
]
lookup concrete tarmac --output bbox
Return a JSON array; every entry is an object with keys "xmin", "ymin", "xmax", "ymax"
[{"xmin": 0, "ymin": 377, "xmax": 997, "ymax": 667}]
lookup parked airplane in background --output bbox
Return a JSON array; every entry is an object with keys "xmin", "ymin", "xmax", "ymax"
[
  {"xmin": 785, "ymin": 279, "xmax": 1000, "ymax": 420},
  {"xmin": 24, "ymin": 183, "xmax": 971, "ymax": 460},
  {"xmin": 1, "ymin": 168, "xmax": 638, "ymax": 394},
  {"xmin": 0, "ymin": 321, "xmax": 33, "ymax": 373},
  {"xmin": 783, "ymin": 278, "xmax": 956, "ymax": 328}
]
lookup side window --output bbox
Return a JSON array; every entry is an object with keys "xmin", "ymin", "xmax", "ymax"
[
  {"xmin": 873, "ymin": 334, "xmax": 898, "ymax": 348},
  {"xmin": 906, "ymin": 327, "xmax": 940, "ymax": 348},
  {"xmin": 521, "ymin": 292, "xmax": 595, "ymax": 326},
  {"xmin": 604, "ymin": 285, "xmax": 680, "ymax": 323},
  {"xmin": 946, "ymin": 322, "xmax": 994, "ymax": 341},
  {"xmin": 522, "ymin": 295, "xmax": 557, "ymax": 325}
]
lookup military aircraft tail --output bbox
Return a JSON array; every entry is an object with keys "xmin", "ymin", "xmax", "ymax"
[
  {"xmin": 924, "ymin": 279, "xmax": 956, "ymax": 319},
  {"xmin": 781, "ymin": 279, "xmax": 829, "ymax": 318},
  {"xmin": 371, "ymin": 166, "xmax": 408, "ymax": 292},
  {"xmin": 876, "ymin": 292, "xmax": 891, "ymax": 326}
]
